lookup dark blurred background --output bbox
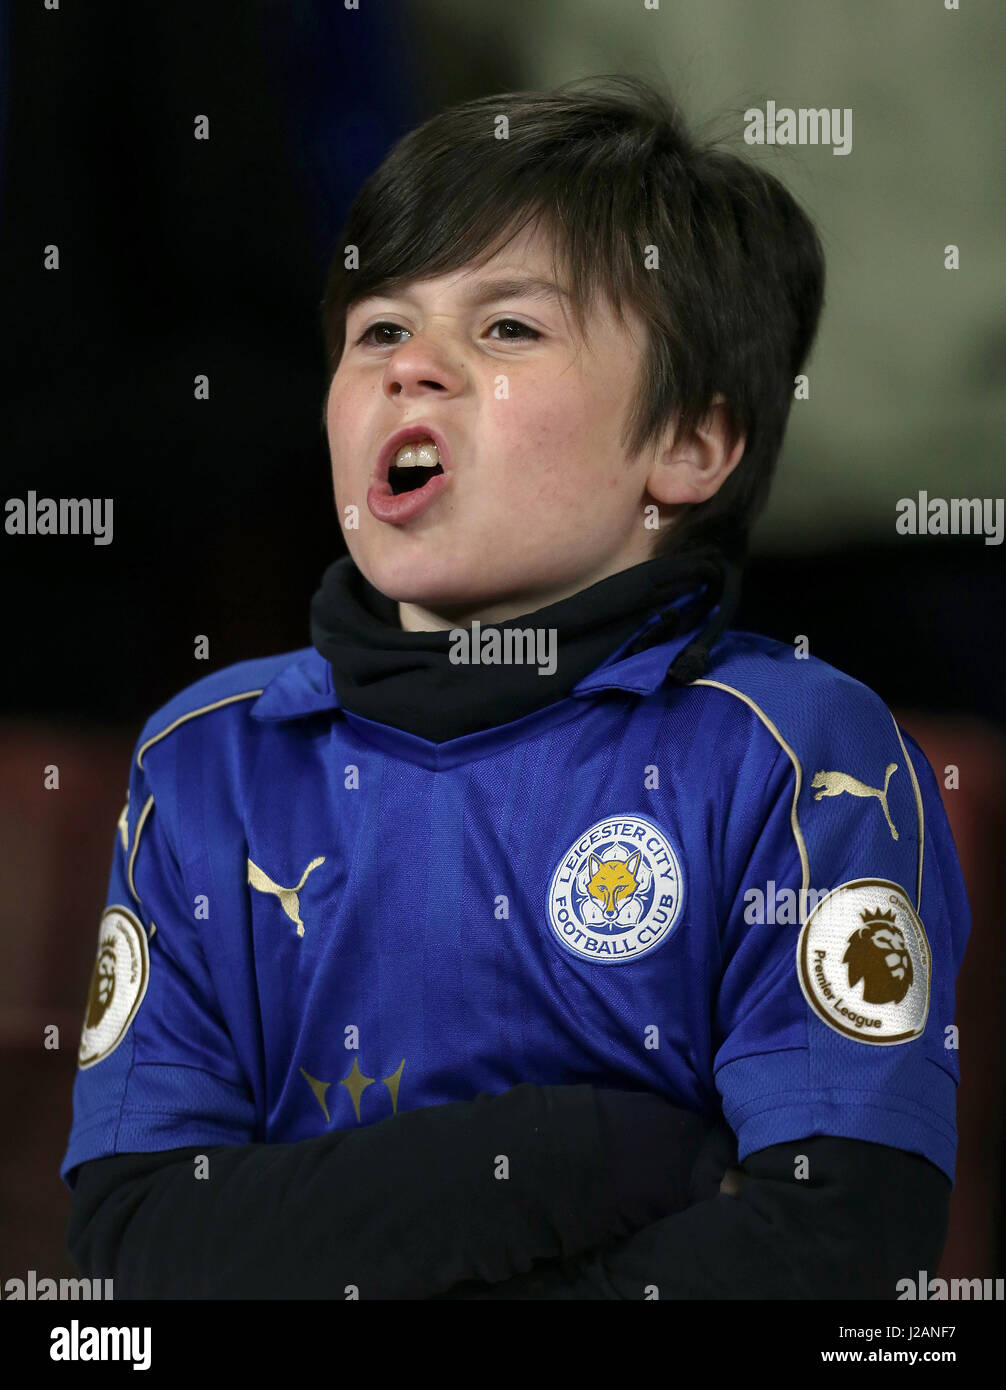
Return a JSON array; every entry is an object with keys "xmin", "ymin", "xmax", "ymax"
[{"xmin": 1, "ymin": 0, "xmax": 1003, "ymax": 1287}]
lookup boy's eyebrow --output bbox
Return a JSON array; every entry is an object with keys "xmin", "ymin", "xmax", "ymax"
[
  {"xmin": 464, "ymin": 276, "xmax": 572, "ymax": 307},
  {"xmin": 350, "ymin": 276, "xmax": 572, "ymax": 315}
]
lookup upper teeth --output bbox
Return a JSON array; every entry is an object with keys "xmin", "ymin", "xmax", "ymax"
[{"xmin": 393, "ymin": 439, "xmax": 440, "ymax": 468}]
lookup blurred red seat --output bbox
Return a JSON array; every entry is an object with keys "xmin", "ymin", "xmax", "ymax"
[
  {"xmin": 894, "ymin": 711, "xmax": 1006, "ymax": 1281},
  {"xmin": 0, "ymin": 720, "xmax": 134, "ymax": 1276}
]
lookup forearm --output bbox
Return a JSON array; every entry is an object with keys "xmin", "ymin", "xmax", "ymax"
[
  {"xmin": 433, "ymin": 1138, "xmax": 952, "ymax": 1301},
  {"xmin": 68, "ymin": 1083, "xmax": 618, "ymax": 1298},
  {"xmin": 68, "ymin": 1083, "xmax": 710, "ymax": 1299}
]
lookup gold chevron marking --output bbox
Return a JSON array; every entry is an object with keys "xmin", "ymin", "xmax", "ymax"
[
  {"xmin": 340, "ymin": 1056, "xmax": 376, "ymax": 1124},
  {"xmin": 301, "ymin": 1058, "xmax": 407, "ymax": 1125},
  {"xmin": 383, "ymin": 1058, "xmax": 406, "ymax": 1116},
  {"xmin": 116, "ymin": 795, "xmax": 130, "ymax": 851},
  {"xmin": 300, "ymin": 1067, "xmax": 332, "ymax": 1123},
  {"xmin": 247, "ymin": 856, "xmax": 326, "ymax": 937}
]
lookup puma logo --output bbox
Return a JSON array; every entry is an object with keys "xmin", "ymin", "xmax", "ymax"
[
  {"xmin": 811, "ymin": 763, "xmax": 899, "ymax": 841},
  {"xmin": 247, "ymin": 856, "xmax": 326, "ymax": 936}
]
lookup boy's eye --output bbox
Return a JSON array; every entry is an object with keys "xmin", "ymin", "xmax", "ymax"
[
  {"xmin": 354, "ymin": 318, "xmax": 540, "ymax": 347},
  {"xmin": 487, "ymin": 319, "xmax": 540, "ymax": 341}
]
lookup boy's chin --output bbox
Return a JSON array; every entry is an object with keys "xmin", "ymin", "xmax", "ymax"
[
  {"xmin": 353, "ymin": 547, "xmax": 493, "ymax": 617},
  {"xmin": 352, "ymin": 537, "xmax": 588, "ymax": 625}
]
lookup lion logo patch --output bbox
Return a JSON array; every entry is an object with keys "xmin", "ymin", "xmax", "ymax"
[
  {"xmin": 797, "ymin": 880, "xmax": 930, "ymax": 1044},
  {"xmin": 78, "ymin": 906, "xmax": 150, "ymax": 1068},
  {"xmin": 843, "ymin": 909, "xmax": 915, "ymax": 1005}
]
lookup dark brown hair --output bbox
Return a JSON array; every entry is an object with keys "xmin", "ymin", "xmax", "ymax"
[{"xmin": 320, "ymin": 74, "xmax": 826, "ymax": 563}]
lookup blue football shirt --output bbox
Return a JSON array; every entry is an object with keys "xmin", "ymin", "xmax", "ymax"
[{"xmin": 61, "ymin": 616, "xmax": 970, "ymax": 1187}]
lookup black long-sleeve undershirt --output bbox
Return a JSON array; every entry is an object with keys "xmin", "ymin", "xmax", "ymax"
[
  {"xmin": 65, "ymin": 1082, "xmax": 949, "ymax": 1300},
  {"xmin": 66, "ymin": 1084, "xmax": 711, "ymax": 1299},
  {"xmin": 435, "ymin": 1131, "xmax": 952, "ymax": 1299}
]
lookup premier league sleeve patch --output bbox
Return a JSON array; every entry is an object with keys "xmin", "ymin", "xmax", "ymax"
[
  {"xmin": 796, "ymin": 879, "xmax": 931, "ymax": 1044},
  {"xmin": 77, "ymin": 905, "xmax": 150, "ymax": 1068},
  {"xmin": 546, "ymin": 814, "xmax": 684, "ymax": 965}
]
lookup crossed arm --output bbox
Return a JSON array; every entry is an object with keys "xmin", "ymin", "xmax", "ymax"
[{"xmin": 67, "ymin": 1078, "xmax": 947, "ymax": 1300}]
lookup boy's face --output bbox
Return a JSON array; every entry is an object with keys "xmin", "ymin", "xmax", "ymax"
[{"xmin": 325, "ymin": 221, "xmax": 732, "ymax": 630}]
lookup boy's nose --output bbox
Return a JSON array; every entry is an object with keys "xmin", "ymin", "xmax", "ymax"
[{"xmin": 384, "ymin": 333, "xmax": 465, "ymax": 392}]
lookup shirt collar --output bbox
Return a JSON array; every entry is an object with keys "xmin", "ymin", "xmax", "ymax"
[{"xmin": 250, "ymin": 593, "xmax": 712, "ymax": 725}]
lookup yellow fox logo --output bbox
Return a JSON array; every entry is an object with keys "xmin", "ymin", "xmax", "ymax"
[
  {"xmin": 586, "ymin": 851, "xmax": 642, "ymax": 921},
  {"xmin": 247, "ymin": 856, "xmax": 325, "ymax": 936}
]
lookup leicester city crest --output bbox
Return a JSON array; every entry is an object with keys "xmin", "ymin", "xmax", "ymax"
[{"xmin": 546, "ymin": 814, "xmax": 684, "ymax": 965}]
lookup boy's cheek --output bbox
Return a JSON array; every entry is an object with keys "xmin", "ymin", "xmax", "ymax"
[{"xmin": 324, "ymin": 375, "xmax": 359, "ymax": 438}]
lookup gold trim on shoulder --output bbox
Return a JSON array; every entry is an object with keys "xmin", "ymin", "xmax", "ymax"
[
  {"xmin": 689, "ymin": 679, "xmax": 810, "ymax": 896},
  {"xmin": 890, "ymin": 717, "xmax": 925, "ymax": 911},
  {"xmin": 136, "ymin": 690, "xmax": 265, "ymax": 770},
  {"xmin": 127, "ymin": 794, "xmax": 155, "ymax": 905}
]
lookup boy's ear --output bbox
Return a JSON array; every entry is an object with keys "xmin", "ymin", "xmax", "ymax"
[{"xmin": 644, "ymin": 395, "xmax": 746, "ymax": 507}]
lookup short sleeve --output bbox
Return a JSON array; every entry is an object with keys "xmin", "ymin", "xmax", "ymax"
[
  {"xmin": 60, "ymin": 742, "xmax": 257, "ymax": 1187},
  {"xmin": 712, "ymin": 722, "xmax": 969, "ymax": 1185}
]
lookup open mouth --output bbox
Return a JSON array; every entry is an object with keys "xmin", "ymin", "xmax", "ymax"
[
  {"xmin": 389, "ymin": 461, "xmax": 445, "ymax": 495},
  {"xmin": 387, "ymin": 438, "xmax": 445, "ymax": 495}
]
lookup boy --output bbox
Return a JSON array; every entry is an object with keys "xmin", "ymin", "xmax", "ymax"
[{"xmin": 62, "ymin": 76, "xmax": 968, "ymax": 1299}]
